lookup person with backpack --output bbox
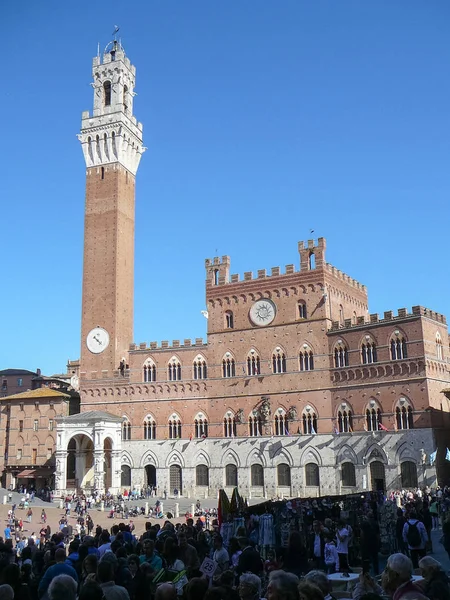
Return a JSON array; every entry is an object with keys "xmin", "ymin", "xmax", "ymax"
[{"xmin": 403, "ymin": 510, "xmax": 428, "ymax": 568}]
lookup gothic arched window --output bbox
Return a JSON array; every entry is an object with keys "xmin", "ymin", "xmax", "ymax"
[
  {"xmin": 193, "ymin": 356, "xmax": 207, "ymax": 380},
  {"xmin": 247, "ymin": 350, "xmax": 261, "ymax": 376},
  {"xmin": 365, "ymin": 404, "xmax": 382, "ymax": 432},
  {"xmin": 196, "ymin": 464, "xmax": 209, "ymax": 487},
  {"xmin": 305, "ymin": 463, "xmax": 320, "ymax": 487},
  {"xmin": 249, "ymin": 414, "xmax": 262, "ymax": 437},
  {"xmin": 277, "ymin": 463, "xmax": 291, "ymax": 487},
  {"xmin": 194, "ymin": 413, "xmax": 208, "ymax": 438},
  {"xmin": 337, "ymin": 409, "xmax": 353, "ymax": 433},
  {"xmin": 168, "ymin": 358, "xmax": 182, "ymax": 381},
  {"xmin": 274, "ymin": 410, "xmax": 289, "ymax": 436},
  {"xmin": 143, "ymin": 359, "xmax": 157, "ymax": 383},
  {"xmin": 225, "ymin": 464, "xmax": 238, "ymax": 487},
  {"xmin": 104, "ymin": 81, "xmax": 111, "ymax": 107},
  {"xmin": 272, "ymin": 348, "xmax": 287, "ymax": 374},
  {"xmin": 390, "ymin": 332, "xmax": 407, "ymax": 360},
  {"xmin": 168, "ymin": 414, "xmax": 182, "ymax": 439},
  {"xmin": 299, "ymin": 345, "xmax": 314, "ymax": 371},
  {"xmin": 122, "ymin": 418, "xmax": 131, "ymax": 441},
  {"xmin": 341, "ymin": 462, "xmax": 356, "ymax": 487},
  {"xmin": 143, "ymin": 415, "xmax": 156, "ymax": 440},
  {"xmin": 225, "ymin": 310, "xmax": 234, "ymax": 329},
  {"xmin": 361, "ymin": 338, "xmax": 377, "ymax": 364},
  {"xmin": 396, "ymin": 400, "xmax": 414, "ymax": 430},
  {"xmin": 334, "ymin": 341, "xmax": 349, "ymax": 368},
  {"xmin": 251, "ymin": 464, "xmax": 264, "ymax": 487},
  {"xmin": 222, "ymin": 355, "xmax": 236, "ymax": 378},
  {"xmin": 302, "ymin": 408, "xmax": 318, "ymax": 434},
  {"xmin": 298, "ymin": 301, "xmax": 307, "ymax": 319},
  {"xmin": 223, "ymin": 412, "xmax": 237, "ymax": 438}
]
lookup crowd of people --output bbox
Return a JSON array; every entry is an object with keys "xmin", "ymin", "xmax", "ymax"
[{"xmin": 0, "ymin": 487, "xmax": 450, "ymax": 600}]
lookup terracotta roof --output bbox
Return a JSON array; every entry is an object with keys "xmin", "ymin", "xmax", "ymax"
[{"xmin": 1, "ymin": 388, "xmax": 71, "ymax": 401}]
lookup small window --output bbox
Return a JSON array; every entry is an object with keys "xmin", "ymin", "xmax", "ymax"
[
  {"xmin": 302, "ymin": 409, "xmax": 318, "ymax": 434},
  {"xmin": 49, "ymin": 401, "xmax": 54, "ymax": 409},
  {"xmin": 214, "ymin": 269, "xmax": 219, "ymax": 285},
  {"xmin": 251, "ymin": 464, "xmax": 264, "ymax": 487},
  {"xmin": 305, "ymin": 463, "xmax": 320, "ymax": 486},
  {"xmin": 341, "ymin": 462, "xmax": 356, "ymax": 487},
  {"xmin": 19, "ymin": 420, "xmax": 23, "ymax": 433},
  {"xmin": 32, "ymin": 449, "xmax": 37, "ymax": 465},
  {"xmin": 104, "ymin": 81, "xmax": 111, "ymax": 106},
  {"xmin": 225, "ymin": 464, "xmax": 238, "ymax": 487},
  {"xmin": 123, "ymin": 84, "xmax": 128, "ymax": 112},
  {"xmin": 390, "ymin": 333, "xmax": 407, "ymax": 360},
  {"xmin": 196, "ymin": 464, "xmax": 209, "ymax": 487},
  {"xmin": 225, "ymin": 311, "xmax": 234, "ymax": 329},
  {"xmin": 48, "ymin": 419, "xmax": 54, "ymax": 431},
  {"xmin": 168, "ymin": 359, "xmax": 182, "ymax": 381},
  {"xmin": 33, "ymin": 419, "xmax": 39, "ymax": 432},
  {"xmin": 361, "ymin": 340, "xmax": 377, "ymax": 364},
  {"xmin": 143, "ymin": 417, "xmax": 157, "ymax": 440},
  {"xmin": 122, "ymin": 420, "xmax": 131, "ymax": 440},
  {"xmin": 194, "ymin": 415, "xmax": 208, "ymax": 438},
  {"xmin": 168, "ymin": 417, "xmax": 182, "ymax": 439},
  {"xmin": 47, "ymin": 448, "xmax": 52, "ymax": 460},
  {"xmin": 309, "ymin": 252, "xmax": 316, "ymax": 270},
  {"xmin": 436, "ymin": 333, "xmax": 444, "ymax": 361},
  {"xmin": 2, "ymin": 379, "xmax": 7, "ymax": 391},
  {"xmin": 17, "ymin": 449, "xmax": 22, "ymax": 460},
  {"xmin": 298, "ymin": 301, "xmax": 307, "ymax": 319},
  {"xmin": 366, "ymin": 408, "xmax": 382, "ymax": 432},
  {"xmin": 35, "ymin": 401, "xmax": 39, "ymax": 409},
  {"xmin": 17, "ymin": 378, "xmax": 23, "ymax": 387},
  {"xmin": 143, "ymin": 361, "xmax": 157, "ymax": 383},
  {"xmin": 222, "ymin": 356, "xmax": 236, "ymax": 378},
  {"xmin": 339, "ymin": 305, "xmax": 344, "ymax": 324},
  {"xmin": 193, "ymin": 358, "xmax": 207, "ymax": 380},
  {"xmin": 334, "ymin": 343, "xmax": 349, "ymax": 367},
  {"xmin": 247, "ymin": 352, "xmax": 260, "ymax": 376},
  {"xmin": 277, "ymin": 463, "xmax": 291, "ymax": 487},
  {"xmin": 101, "ymin": 166, "xmax": 105, "ymax": 180},
  {"xmin": 299, "ymin": 347, "xmax": 314, "ymax": 371},
  {"xmin": 274, "ymin": 411, "xmax": 289, "ymax": 436},
  {"xmin": 272, "ymin": 349, "xmax": 287, "ymax": 374},
  {"xmin": 396, "ymin": 403, "xmax": 414, "ymax": 430},
  {"xmin": 19, "ymin": 403, "xmax": 24, "ymax": 412},
  {"xmin": 223, "ymin": 414, "xmax": 237, "ymax": 438},
  {"xmin": 249, "ymin": 414, "xmax": 262, "ymax": 437}
]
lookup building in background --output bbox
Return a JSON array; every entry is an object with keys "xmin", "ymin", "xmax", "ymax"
[{"xmin": 54, "ymin": 41, "xmax": 450, "ymax": 499}]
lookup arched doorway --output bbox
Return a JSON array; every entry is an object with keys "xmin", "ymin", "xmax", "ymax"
[
  {"xmin": 121, "ymin": 465, "xmax": 131, "ymax": 487},
  {"xmin": 370, "ymin": 461, "xmax": 386, "ymax": 492},
  {"xmin": 169, "ymin": 464, "xmax": 182, "ymax": 495},
  {"xmin": 66, "ymin": 434, "xmax": 94, "ymax": 491},
  {"xmin": 145, "ymin": 465, "xmax": 156, "ymax": 487}
]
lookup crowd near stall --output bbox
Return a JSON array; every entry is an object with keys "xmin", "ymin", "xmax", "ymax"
[{"xmin": 1, "ymin": 486, "xmax": 450, "ymax": 600}]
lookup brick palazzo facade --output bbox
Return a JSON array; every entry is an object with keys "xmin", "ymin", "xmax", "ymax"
[{"xmin": 55, "ymin": 42, "xmax": 450, "ymax": 498}]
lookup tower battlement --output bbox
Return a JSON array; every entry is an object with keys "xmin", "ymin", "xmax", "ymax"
[{"xmin": 329, "ymin": 305, "xmax": 446, "ymax": 331}]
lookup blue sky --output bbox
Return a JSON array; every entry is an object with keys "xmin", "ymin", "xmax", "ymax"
[{"xmin": 1, "ymin": 1, "xmax": 449, "ymax": 375}]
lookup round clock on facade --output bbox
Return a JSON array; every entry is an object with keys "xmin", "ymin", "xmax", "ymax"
[
  {"xmin": 249, "ymin": 299, "xmax": 277, "ymax": 326},
  {"xmin": 86, "ymin": 327, "xmax": 110, "ymax": 354}
]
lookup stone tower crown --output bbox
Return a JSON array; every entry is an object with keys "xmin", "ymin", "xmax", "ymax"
[{"xmin": 78, "ymin": 40, "xmax": 145, "ymax": 175}]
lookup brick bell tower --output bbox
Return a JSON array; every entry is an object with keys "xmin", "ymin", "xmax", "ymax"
[{"xmin": 78, "ymin": 40, "xmax": 145, "ymax": 380}]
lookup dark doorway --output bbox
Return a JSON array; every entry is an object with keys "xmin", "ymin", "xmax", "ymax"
[
  {"xmin": 145, "ymin": 465, "xmax": 156, "ymax": 487},
  {"xmin": 121, "ymin": 465, "xmax": 131, "ymax": 487},
  {"xmin": 370, "ymin": 461, "xmax": 386, "ymax": 492},
  {"xmin": 170, "ymin": 464, "xmax": 182, "ymax": 494}
]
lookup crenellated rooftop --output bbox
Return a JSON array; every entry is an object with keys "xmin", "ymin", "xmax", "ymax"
[
  {"xmin": 129, "ymin": 338, "xmax": 207, "ymax": 353},
  {"xmin": 329, "ymin": 305, "xmax": 446, "ymax": 332}
]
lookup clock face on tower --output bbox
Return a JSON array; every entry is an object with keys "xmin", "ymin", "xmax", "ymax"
[
  {"xmin": 249, "ymin": 299, "xmax": 277, "ymax": 326},
  {"xmin": 86, "ymin": 327, "xmax": 110, "ymax": 354}
]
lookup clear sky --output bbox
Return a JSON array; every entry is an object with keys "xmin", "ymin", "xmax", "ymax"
[{"xmin": 1, "ymin": 1, "xmax": 449, "ymax": 376}]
